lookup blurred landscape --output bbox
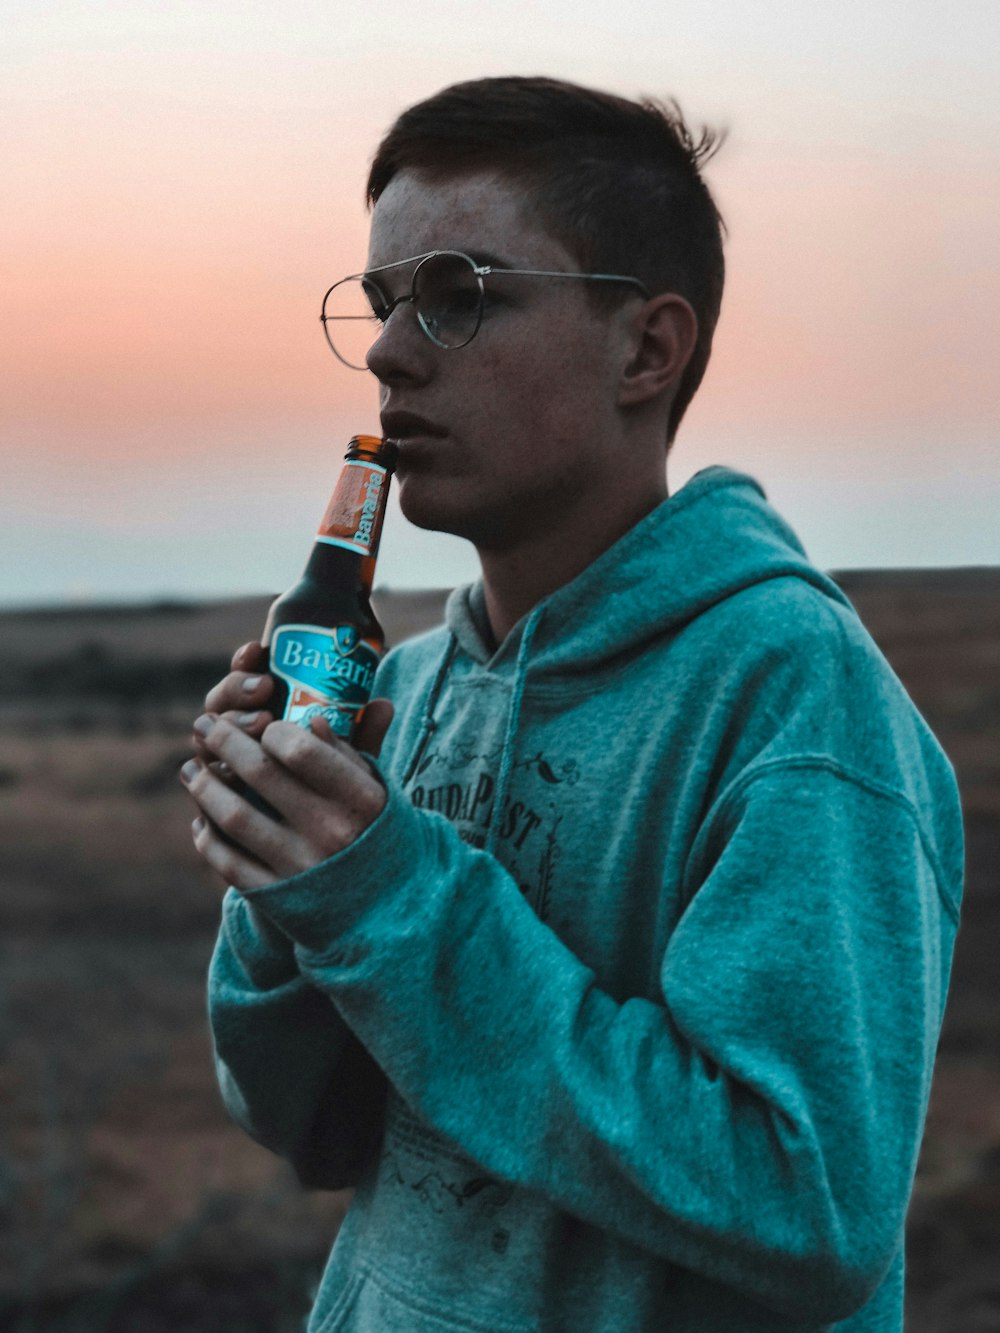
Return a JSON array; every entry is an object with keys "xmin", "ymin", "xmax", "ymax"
[{"xmin": 1, "ymin": 572, "xmax": 998, "ymax": 1332}]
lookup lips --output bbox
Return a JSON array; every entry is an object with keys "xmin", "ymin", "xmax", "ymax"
[{"xmin": 380, "ymin": 410, "xmax": 446, "ymax": 443}]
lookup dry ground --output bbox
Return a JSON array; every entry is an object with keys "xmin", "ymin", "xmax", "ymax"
[{"xmin": 0, "ymin": 576, "xmax": 998, "ymax": 1330}]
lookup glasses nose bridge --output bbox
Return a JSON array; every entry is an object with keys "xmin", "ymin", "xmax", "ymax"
[
  {"xmin": 386, "ymin": 289, "xmax": 416, "ymax": 317},
  {"xmin": 365, "ymin": 286, "xmax": 432, "ymax": 378},
  {"xmin": 377, "ymin": 288, "xmax": 424, "ymax": 341}
]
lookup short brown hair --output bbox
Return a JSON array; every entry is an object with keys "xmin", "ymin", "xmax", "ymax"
[{"xmin": 367, "ymin": 76, "xmax": 726, "ymax": 444}]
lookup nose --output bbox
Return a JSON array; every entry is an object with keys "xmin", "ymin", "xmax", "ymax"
[{"xmin": 366, "ymin": 298, "xmax": 431, "ymax": 384}]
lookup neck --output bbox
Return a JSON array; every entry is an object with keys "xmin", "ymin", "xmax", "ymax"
[{"xmin": 478, "ymin": 474, "xmax": 668, "ymax": 644}]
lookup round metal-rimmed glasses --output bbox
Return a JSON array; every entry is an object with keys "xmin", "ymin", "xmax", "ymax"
[{"xmin": 320, "ymin": 249, "xmax": 650, "ymax": 371}]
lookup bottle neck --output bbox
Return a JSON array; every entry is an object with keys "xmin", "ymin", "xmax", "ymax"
[
  {"xmin": 313, "ymin": 437, "xmax": 394, "ymax": 573},
  {"xmin": 302, "ymin": 540, "xmax": 378, "ymax": 599},
  {"xmin": 295, "ymin": 437, "xmax": 392, "ymax": 598}
]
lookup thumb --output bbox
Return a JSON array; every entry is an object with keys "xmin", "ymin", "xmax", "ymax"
[{"xmin": 352, "ymin": 697, "xmax": 394, "ymax": 757}]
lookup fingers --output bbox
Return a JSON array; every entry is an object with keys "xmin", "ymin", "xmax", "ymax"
[
  {"xmin": 204, "ymin": 666, "xmax": 274, "ymax": 718},
  {"xmin": 193, "ymin": 699, "xmax": 273, "ymax": 762},
  {"xmin": 191, "ymin": 814, "xmax": 278, "ymax": 891},
  {"xmin": 181, "ymin": 748, "xmax": 312, "ymax": 879},
  {"xmin": 230, "ymin": 640, "xmax": 268, "ymax": 672},
  {"xmin": 352, "ymin": 698, "xmax": 394, "ymax": 758},
  {"xmin": 198, "ymin": 645, "xmax": 275, "ymax": 759},
  {"xmin": 260, "ymin": 720, "xmax": 368, "ymax": 793},
  {"xmin": 184, "ymin": 713, "xmax": 388, "ymax": 879},
  {"xmin": 260, "ymin": 721, "xmax": 386, "ymax": 839},
  {"xmin": 187, "ymin": 718, "xmax": 306, "ymax": 821}
]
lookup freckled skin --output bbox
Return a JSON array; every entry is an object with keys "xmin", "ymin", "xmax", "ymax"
[{"xmin": 365, "ymin": 170, "xmax": 677, "ymax": 636}]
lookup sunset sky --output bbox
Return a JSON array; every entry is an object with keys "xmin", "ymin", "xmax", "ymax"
[{"xmin": 4, "ymin": 1, "xmax": 999, "ymax": 607}]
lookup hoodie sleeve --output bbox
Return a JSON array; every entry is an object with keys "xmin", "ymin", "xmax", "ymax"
[
  {"xmin": 208, "ymin": 888, "xmax": 387, "ymax": 1189},
  {"xmin": 235, "ymin": 756, "xmax": 958, "ymax": 1322}
]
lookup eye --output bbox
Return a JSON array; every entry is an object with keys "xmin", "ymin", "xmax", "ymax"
[
  {"xmin": 362, "ymin": 277, "xmax": 391, "ymax": 324},
  {"xmin": 428, "ymin": 285, "xmax": 481, "ymax": 323},
  {"xmin": 415, "ymin": 254, "xmax": 482, "ymax": 335}
]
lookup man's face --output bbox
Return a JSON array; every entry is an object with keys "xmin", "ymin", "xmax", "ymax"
[{"xmin": 364, "ymin": 168, "xmax": 636, "ymax": 552}]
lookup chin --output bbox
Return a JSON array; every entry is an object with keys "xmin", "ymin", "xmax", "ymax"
[
  {"xmin": 397, "ymin": 479, "xmax": 510, "ymax": 551},
  {"xmin": 396, "ymin": 477, "xmax": 472, "ymax": 541}
]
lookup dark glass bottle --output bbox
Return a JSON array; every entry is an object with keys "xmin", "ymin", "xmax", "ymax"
[{"xmin": 261, "ymin": 434, "xmax": 396, "ymax": 740}]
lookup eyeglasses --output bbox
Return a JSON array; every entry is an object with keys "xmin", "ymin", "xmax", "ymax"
[{"xmin": 320, "ymin": 249, "xmax": 650, "ymax": 370}]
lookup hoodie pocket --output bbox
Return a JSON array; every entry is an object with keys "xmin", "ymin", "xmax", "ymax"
[{"xmin": 313, "ymin": 1264, "xmax": 527, "ymax": 1332}]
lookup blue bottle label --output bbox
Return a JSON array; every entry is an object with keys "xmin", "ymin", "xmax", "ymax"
[{"xmin": 269, "ymin": 623, "xmax": 380, "ymax": 738}]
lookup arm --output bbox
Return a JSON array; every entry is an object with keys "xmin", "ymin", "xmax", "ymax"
[
  {"xmin": 193, "ymin": 642, "xmax": 389, "ymax": 1188},
  {"xmin": 255, "ymin": 774, "xmax": 955, "ymax": 1319},
  {"xmin": 184, "ymin": 718, "xmax": 959, "ymax": 1322},
  {"xmin": 208, "ymin": 886, "xmax": 387, "ymax": 1189}
]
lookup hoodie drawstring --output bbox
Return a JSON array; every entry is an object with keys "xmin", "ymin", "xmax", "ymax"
[
  {"xmin": 485, "ymin": 606, "xmax": 542, "ymax": 856},
  {"xmin": 401, "ymin": 636, "xmax": 459, "ymax": 786},
  {"xmin": 400, "ymin": 606, "xmax": 542, "ymax": 855}
]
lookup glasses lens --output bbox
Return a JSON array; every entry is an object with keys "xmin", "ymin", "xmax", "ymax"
[
  {"xmin": 414, "ymin": 253, "xmax": 482, "ymax": 349},
  {"xmin": 322, "ymin": 277, "xmax": 385, "ymax": 370}
]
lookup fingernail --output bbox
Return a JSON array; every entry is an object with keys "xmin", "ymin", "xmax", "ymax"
[
  {"xmin": 241, "ymin": 676, "xmax": 262, "ymax": 693},
  {"xmin": 237, "ymin": 711, "xmax": 259, "ymax": 727},
  {"xmin": 193, "ymin": 714, "xmax": 214, "ymax": 736},
  {"xmin": 180, "ymin": 760, "xmax": 200, "ymax": 784},
  {"xmin": 192, "ymin": 816, "xmax": 205, "ymax": 833}
]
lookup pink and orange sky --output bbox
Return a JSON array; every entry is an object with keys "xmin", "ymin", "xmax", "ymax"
[{"xmin": 4, "ymin": 1, "xmax": 999, "ymax": 606}]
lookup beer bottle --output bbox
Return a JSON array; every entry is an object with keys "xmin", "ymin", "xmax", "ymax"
[{"xmin": 261, "ymin": 434, "xmax": 396, "ymax": 741}]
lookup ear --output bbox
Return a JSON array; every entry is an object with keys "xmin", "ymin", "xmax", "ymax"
[{"xmin": 616, "ymin": 293, "xmax": 698, "ymax": 409}]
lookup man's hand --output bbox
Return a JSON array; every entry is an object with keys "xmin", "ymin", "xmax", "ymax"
[
  {"xmin": 196, "ymin": 639, "xmax": 275, "ymax": 751},
  {"xmin": 183, "ymin": 641, "xmax": 394, "ymax": 889}
]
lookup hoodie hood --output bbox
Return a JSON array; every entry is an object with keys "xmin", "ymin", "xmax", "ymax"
[
  {"xmin": 397, "ymin": 465, "xmax": 858, "ymax": 852},
  {"xmin": 444, "ymin": 466, "xmax": 852, "ymax": 680}
]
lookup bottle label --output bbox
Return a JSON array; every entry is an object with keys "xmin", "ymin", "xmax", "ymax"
[
  {"xmin": 315, "ymin": 460, "xmax": 388, "ymax": 557},
  {"xmin": 270, "ymin": 623, "xmax": 381, "ymax": 738}
]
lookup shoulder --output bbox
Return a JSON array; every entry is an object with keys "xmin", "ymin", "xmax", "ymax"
[
  {"xmin": 695, "ymin": 577, "xmax": 963, "ymax": 893},
  {"xmin": 699, "ymin": 572, "xmax": 861, "ymax": 650},
  {"xmin": 682, "ymin": 573, "xmax": 955, "ymax": 790},
  {"xmin": 694, "ymin": 575, "xmax": 901, "ymax": 708}
]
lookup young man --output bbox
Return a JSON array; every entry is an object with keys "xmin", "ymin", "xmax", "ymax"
[{"xmin": 183, "ymin": 78, "xmax": 963, "ymax": 1331}]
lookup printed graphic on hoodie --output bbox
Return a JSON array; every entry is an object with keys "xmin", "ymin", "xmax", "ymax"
[
  {"xmin": 380, "ymin": 735, "xmax": 578, "ymax": 1243},
  {"xmin": 405, "ymin": 737, "xmax": 579, "ymax": 922},
  {"xmin": 379, "ymin": 1088, "xmax": 516, "ymax": 1257}
]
